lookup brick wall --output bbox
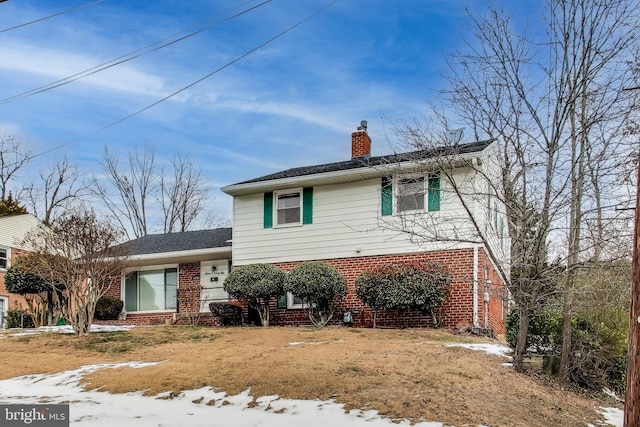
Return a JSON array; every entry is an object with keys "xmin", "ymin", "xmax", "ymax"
[
  {"xmin": 270, "ymin": 248, "xmax": 507, "ymax": 332},
  {"xmin": 103, "ymin": 248, "xmax": 508, "ymax": 333}
]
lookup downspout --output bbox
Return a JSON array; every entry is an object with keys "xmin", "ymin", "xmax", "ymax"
[
  {"xmin": 473, "ymin": 245, "xmax": 479, "ymax": 327},
  {"xmin": 471, "ymin": 156, "xmax": 480, "ymax": 328}
]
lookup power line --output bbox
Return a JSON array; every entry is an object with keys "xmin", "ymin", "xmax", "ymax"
[
  {"xmin": 26, "ymin": 0, "xmax": 340, "ymax": 162},
  {"xmin": 0, "ymin": 1, "xmax": 104, "ymax": 34},
  {"xmin": 0, "ymin": 0, "xmax": 270, "ymax": 106}
]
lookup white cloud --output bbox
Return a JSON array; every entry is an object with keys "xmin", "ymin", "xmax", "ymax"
[{"xmin": 0, "ymin": 42, "xmax": 168, "ymax": 97}]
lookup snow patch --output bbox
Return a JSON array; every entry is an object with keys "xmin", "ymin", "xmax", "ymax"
[
  {"xmin": 0, "ymin": 362, "xmax": 451, "ymax": 426},
  {"xmin": 444, "ymin": 342, "xmax": 513, "ymax": 359},
  {"xmin": 5, "ymin": 324, "xmax": 135, "ymax": 336}
]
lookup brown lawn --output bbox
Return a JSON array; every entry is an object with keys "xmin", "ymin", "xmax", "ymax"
[{"xmin": 0, "ymin": 326, "xmax": 620, "ymax": 426}]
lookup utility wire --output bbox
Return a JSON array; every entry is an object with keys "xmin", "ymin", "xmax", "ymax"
[
  {"xmin": 0, "ymin": 0, "xmax": 270, "ymax": 106},
  {"xmin": 27, "ymin": 0, "xmax": 340, "ymax": 161},
  {"xmin": 0, "ymin": 0, "xmax": 104, "ymax": 34}
]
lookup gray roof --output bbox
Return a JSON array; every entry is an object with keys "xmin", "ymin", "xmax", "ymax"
[
  {"xmin": 121, "ymin": 228, "xmax": 232, "ymax": 256},
  {"xmin": 232, "ymin": 140, "xmax": 493, "ymax": 185}
]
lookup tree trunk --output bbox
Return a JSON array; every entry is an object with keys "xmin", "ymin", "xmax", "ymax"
[{"xmin": 513, "ymin": 308, "xmax": 531, "ymax": 373}]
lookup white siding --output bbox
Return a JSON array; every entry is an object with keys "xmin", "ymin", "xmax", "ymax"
[
  {"xmin": 232, "ymin": 172, "xmax": 482, "ymax": 265},
  {"xmin": 0, "ymin": 214, "xmax": 41, "ymax": 250}
]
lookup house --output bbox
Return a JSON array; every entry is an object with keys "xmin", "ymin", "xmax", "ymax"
[
  {"xmin": 106, "ymin": 124, "xmax": 509, "ymax": 333},
  {"xmin": 0, "ymin": 214, "xmax": 42, "ymax": 327},
  {"xmin": 220, "ymin": 124, "xmax": 509, "ymax": 332},
  {"xmin": 102, "ymin": 228, "xmax": 232, "ymax": 325}
]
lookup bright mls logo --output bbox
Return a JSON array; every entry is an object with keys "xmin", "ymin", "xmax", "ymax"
[{"xmin": 1, "ymin": 405, "xmax": 69, "ymax": 426}]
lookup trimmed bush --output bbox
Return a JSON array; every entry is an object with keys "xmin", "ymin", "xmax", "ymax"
[
  {"xmin": 355, "ymin": 262, "xmax": 450, "ymax": 328},
  {"xmin": 284, "ymin": 261, "xmax": 346, "ymax": 327},
  {"xmin": 223, "ymin": 264, "xmax": 285, "ymax": 327},
  {"xmin": 94, "ymin": 296, "xmax": 124, "ymax": 320}
]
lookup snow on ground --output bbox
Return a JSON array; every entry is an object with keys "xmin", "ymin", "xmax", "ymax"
[
  {"xmin": 2, "ymin": 324, "xmax": 136, "ymax": 337},
  {"xmin": 0, "ymin": 328, "xmax": 623, "ymax": 426},
  {"xmin": 444, "ymin": 342, "xmax": 513, "ymax": 359},
  {"xmin": 0, "ymin": 362, "xmax": 445, "ymax": 427}
]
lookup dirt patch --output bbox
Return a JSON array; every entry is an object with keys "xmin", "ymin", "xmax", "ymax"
[{"xmin": 0, "ymin": 326, "xmax": 617, "ymax": 426}]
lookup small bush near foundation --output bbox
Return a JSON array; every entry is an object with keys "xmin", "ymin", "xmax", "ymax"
[
  {"xmin": 223, "ymin": 264, "xmax": 285, "ymax": 327},
  {"xmin": 95, "ymin": 296, "xmax": 124, "ymax": 320},
  {"xmin": 209, "ymin": 302, "xmax": 244, "ymax": 326},
  {"xmin": 6, "ymin": 308, "xmax": 35, "ymax": 328},
  {"xmin": 284, "ymin": 261, "xmax": 346, "ymax": 328},
  {"xmin": 355, "ymin": 262, "xmax": 450, "ymax": 328}
]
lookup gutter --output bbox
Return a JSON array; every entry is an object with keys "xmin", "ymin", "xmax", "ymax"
[{"xmin": 127, "ymin": 246, "xmax": 231, "ymax": 263}]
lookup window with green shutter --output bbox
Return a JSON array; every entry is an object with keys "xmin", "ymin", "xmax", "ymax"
[
  {"xmin": 428, "ymin": 173, "xmax": 440, "ymax": 211},
  {"xmin": 265, "ymin": 188, "xmax": 313, "ymax": 227}
]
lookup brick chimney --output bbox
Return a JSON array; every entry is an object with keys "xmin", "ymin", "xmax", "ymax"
[{"xmin": 351, "ymin": 120, "xmax": 371, "ymax": 159}]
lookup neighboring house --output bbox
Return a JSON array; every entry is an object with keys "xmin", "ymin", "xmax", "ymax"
[
  {"xmin": 0, "ymin": 214, "xmax": 42, "ymax": 327},
  {"xmin": 103, "ymin": 228, "xmax": 233, "ymax": 325},
  {"xmin": 221, "ymin": 124, "xmax": 509, "ymax": 333}
]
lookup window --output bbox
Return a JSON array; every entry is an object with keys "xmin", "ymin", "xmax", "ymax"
[
  {"xmin": 0, "ymin": 247, "xmax": 7, "ymax": 269},
  {"xmin": 264, "ymin": 187, "xmax": 313, "ymax": 228},
  {"xmin": 276, "ymin": 190, "xmax": 301, "ymax": 225},
  {"xmin": 277, "ymin": 292, "xmax": 305, "ymax": 309},
  {"xmin": 397, "ymin": 177, "xmax": 425, "ymax": 212},
  {"xmin": 125, "ymin": 267, "xmax": 177, "ymax": 312}
]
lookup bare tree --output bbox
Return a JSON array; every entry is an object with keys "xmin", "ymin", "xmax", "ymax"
[
  {"xmin": 160, "ymin": 153, "xmax": 209, "ymax": 233},
  {"xmin": 92, "ymin": 146, "xmax": 156, "ymax": 238},
  {"xmin": 21, "ymin": 209, "xmax": 128, "ymax": 335},
  {"xmin": 92, "ymin": 146, "xmax": 215, "ymax": 238},
  {"xmin": 390, "ymin": 0, "xmax": 638, "ymax": 376},
  {"xmin": 25, "ymin": 156, "xmax": 89, "ymax": 225},
  {"xmin": 0, "ymin": 133, "xmax": 32, "ymax": 200}
]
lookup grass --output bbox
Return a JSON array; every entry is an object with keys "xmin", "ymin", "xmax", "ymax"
[{"xmin": 0, "ymin": 325, "xmax": 620, "ymax": 426}]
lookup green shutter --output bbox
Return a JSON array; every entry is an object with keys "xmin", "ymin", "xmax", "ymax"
[
  {"xmin": 303, "ymin": 187, "xmax": 313, "ymax": 224},
  {"xmin": 277, "ymin": 293, "xmax": 287, "ymax": 309},
  {"xmin": 264, "ymin": 192, "xmax": 273, "ymax": 228},
  {"xmin": 381, "ymin": 177, "xmax": 393, "ymax": 216},
  {"xmin": 428, "ymin": 174, "xmax": 440, "ymax": 212}
]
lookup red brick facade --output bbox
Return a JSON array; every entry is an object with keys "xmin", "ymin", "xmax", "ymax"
[
  {"xmin": 270, "ymin": 248, "xmax": 506, "ymax": 333},
  {"xmin": 99, "ymin": 248, "xmax": 507, "ymax": 333}
]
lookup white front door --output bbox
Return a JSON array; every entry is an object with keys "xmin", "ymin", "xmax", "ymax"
[{"xmin": 200, "ymin": 260, "xmax": 230, "ymax": 311}]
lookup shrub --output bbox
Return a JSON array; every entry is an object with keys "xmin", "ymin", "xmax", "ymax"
[
  {"xmin": 4, "ymin": 263, "xmax": 49, "ymax": 295},
  {"xmin": 223, "ymin": 264, "xmax": 285, "ymax": 327},
  {"xmin": 94, "ymin": 296, "xmax": 124, "ymax": 320},
  {"xmin": 6, "ymin": 308, "xmax": 35, "ymax": 328},
  {"xmin": 506, "ymin": 307, "xmax": 627, "ymax": 395},
  {"xmin": 284, "ymin": 261, "xmax": 346, "ymax": 327},
  {"xmin": 209, "ymin": 302, "xmax": 244, "ymax": 326},
  {"xmin": 505, "ymin": 307, "xmax": 562, "ymax": 354},
  {"xmin": 355, "ymin": 262, "xmax": 450, "ymax": 328}
]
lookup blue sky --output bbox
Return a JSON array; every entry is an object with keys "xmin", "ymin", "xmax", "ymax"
[{"xmin": 0, "ymin": 0, "xmax": 526, "ymax": 223}]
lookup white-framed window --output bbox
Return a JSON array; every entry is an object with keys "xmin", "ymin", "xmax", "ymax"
[
  {"xmin": 124, "ymin": 265, "xmax": 178, "ymax": 312},
  {"xmin": 288, "ymin": 293, "xmax": 305, "ymax": 309},
  {"xmin": 275, "ymin": 188, "xmax": 302, "ymax": 226},
  {"xmin": 397, "ymin": 177, "xmax": 425, "ymax": 212},
  {"xmin": 0, "ymin": 247, "xmax": 9, "ymax": 270},
  {"xmin": 277, "ymin": 292, "xmax": 305, "ymax": 309}
]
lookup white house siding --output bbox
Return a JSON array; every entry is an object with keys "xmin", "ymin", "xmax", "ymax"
[
  {"xmin": 0, "ymin": 214, "xmax": 41, "ymax": 250},
  {"xmin": 232, "ymin": 171, "xmax": 483, "ymax": 266}
]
